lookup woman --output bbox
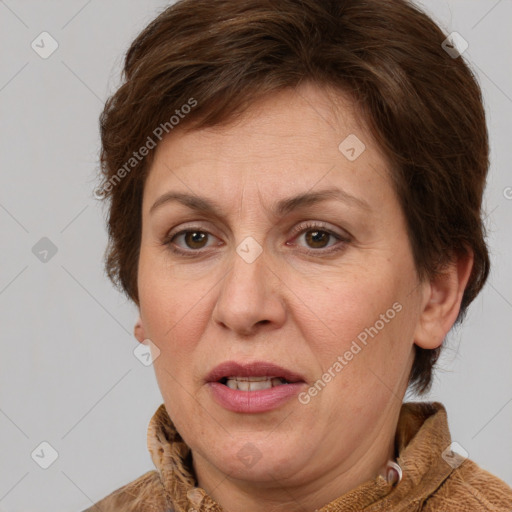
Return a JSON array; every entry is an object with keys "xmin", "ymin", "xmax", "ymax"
[{"xmin": 86, "ymin": 0, "xmax": 512, "ymax": 510}]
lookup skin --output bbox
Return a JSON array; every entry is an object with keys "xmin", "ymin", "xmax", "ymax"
[{"xmin": 134, "ymin": 82, "xmax": 473, "ymax": 512}]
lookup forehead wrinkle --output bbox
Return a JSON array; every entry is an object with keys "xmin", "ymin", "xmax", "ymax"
[{"xmin": 254, "ymin": 179, "xmax": 278, "ymax": 225}]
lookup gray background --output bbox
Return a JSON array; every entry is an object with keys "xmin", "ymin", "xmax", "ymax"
[{"xmin": 0, "ymin": 1, "xmax": 511, "ymax": 510}]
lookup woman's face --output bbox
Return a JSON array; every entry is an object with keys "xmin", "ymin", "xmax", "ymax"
[{"xmin": 137, "ymin": 83, "xmax": 427, "ymax": 489}]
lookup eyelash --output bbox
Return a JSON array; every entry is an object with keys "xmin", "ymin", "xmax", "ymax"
[{"xmin": 162, "ymin": 221, "xmax": 350, "ymax": 257}]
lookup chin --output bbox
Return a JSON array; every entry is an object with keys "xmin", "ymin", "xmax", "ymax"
[{"xmin": 201, "ymin": 436, "xmax": 303, "ymax": 482}]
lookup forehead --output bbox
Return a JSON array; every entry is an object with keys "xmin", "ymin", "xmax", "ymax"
[{"xmin": 142, "ymin": 83, "xmax": 392, "ymax": 211}]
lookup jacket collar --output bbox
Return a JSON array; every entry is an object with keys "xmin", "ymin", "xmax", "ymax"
[{"xmin": 147, "ymin": 401, "xmax": 454, "ymax": 511}]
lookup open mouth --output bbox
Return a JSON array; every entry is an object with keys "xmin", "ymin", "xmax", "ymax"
[
  {"xmin": 219, "ymin": 376, "xmax": 290, "ymax": 391},
  {"xmin": 207, "ymin": 361, "xmax": 305, "ymax": 412}
]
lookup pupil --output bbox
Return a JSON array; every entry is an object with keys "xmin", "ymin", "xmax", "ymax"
[
  {"xmin": 306, "ymin": 230, "xmax": 328, "ymax": 248},
  {"xmin": 186, "ymin": 231, "xmax": 207, "ymax": 248}
]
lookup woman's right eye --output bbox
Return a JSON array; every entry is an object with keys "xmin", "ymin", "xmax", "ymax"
[
  {"xmin": 163, "ymin": 229, "xmax": 222, "ymax": 256},
  {"xmin": 174, "ymin": 230, "xmax": 210, "ymax": 249}
]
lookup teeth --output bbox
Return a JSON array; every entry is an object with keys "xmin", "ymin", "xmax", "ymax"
[
  {"xmin": 237, "ymin": 380, "xmax": 253, "ymax": 391},
  {"xmin": 225, "ymin": 379, "xmax": 238, "ymax": 390},
  {"xmin": 224, "ymin": 377, "xmax": 287, "ymax": 391}
]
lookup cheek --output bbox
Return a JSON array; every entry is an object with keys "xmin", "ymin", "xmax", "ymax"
[
  {"xmin": 138, "ymin": 252, "xmax": 211, "ymax": 342},
  {"xmin": 294, "ymin": 262, "xmax": 417, "ymax": 387},
  {"xmin": 149, "ymin": 304, "xmax": 212, "ymax": 423},
  {"xmin": 293, "ymin": 271, "xmax": 400, "ymax": 347}
]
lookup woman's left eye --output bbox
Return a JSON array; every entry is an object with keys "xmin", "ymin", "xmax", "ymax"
[
  {"xmin": 298, "ymin": 230, "xmax": 336, "ymax": 248},
  {"xmin": 289, "ymin": 223, "xmax": 347, "ymax": 252}
]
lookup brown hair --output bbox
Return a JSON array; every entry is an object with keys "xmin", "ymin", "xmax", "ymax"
[{"xmin": 97, "ymin": 0, "xmax": 490, "ymax": 394}]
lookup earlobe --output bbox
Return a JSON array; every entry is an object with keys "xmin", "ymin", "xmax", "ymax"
[
  {"xmin": 134, "ymin": 316, "xmax": 147, "ymax": 343},
  {"xmin": 414, "ymin": 250, "xmax": 474, "ymax": 350}
]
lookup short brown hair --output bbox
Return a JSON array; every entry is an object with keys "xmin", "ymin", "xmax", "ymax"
[{"xmin": 97, "ymin": 0, "xmax": 490, "ymax": 394}]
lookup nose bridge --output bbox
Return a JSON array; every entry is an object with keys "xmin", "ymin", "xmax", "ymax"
[
  {"xmin": 221, "ymin": 240, "xmax": 267, "ymax": 310},
  {"xmin": 212, "ymin": 239, "xmax": 285, "ymax": 334}
]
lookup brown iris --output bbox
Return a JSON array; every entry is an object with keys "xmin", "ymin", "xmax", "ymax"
[
  {"xmin": 184, "ymin": 231, "xmax": 208, "ymax": 249},
  {"xmin": 305, "ymin": 230, "xmax": 330, "ymax": 249}
]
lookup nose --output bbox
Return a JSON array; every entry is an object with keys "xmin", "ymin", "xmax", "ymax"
[{"xmin": 211, "ymin": 246, "xmax": 286, "ymax": 336}]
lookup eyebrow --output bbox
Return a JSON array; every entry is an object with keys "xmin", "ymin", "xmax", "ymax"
[{"xmin": 149, "ymin": 187, "xmax": 371, "ymax": 217}]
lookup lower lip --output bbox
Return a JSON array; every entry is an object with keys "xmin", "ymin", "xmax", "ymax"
[{"xmin": 208, "ymin": 381, "xmax": 305, "ymax": 413}]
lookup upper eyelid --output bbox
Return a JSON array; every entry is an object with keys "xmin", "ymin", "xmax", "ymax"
[
  {"xmin": 167, "ymin": 222, "xmax": 222, "ymax": 242},
  {"xmin": 289, "ymin": 221, "xmax": 346, "ymax": 237}
]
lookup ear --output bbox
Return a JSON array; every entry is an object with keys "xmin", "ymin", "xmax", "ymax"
[
  {"xmin": 134, "ymin": 316, "xmax": 147, "ymax": 343},
  {"xmin": 414, "ymin": 250, "xmax": 474, "ymax": 350}
]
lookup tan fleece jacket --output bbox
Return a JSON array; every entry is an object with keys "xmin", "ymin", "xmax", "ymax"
[{"xmin": 82, "ymin": 401, "xmax": 512, "ymax": 511}]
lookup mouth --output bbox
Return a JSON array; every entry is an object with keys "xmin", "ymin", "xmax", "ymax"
[
  {"xmin": 206, "ymin": 361, "xmax": 306, "ymax": 413},
  {"xmin": 206, "ymin": 360, "xmax": 305, "ymax": 387},
  {"xmin": 219, "ymin": 376, "xmax": 291, "ymax": 391}
]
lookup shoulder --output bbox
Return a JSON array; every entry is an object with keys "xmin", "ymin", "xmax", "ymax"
[
  {"xmin": 80, "ymin": 470, "xmax": 171, "ymax": 512},
  {"xmin": 423, "ymin": 458, "xmax": 512, "ymax": 511}
]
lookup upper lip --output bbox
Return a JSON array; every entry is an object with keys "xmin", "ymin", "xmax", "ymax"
[{"xmin": 206, "ymin": 361, "xmax": 305, "ymax": 384}]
